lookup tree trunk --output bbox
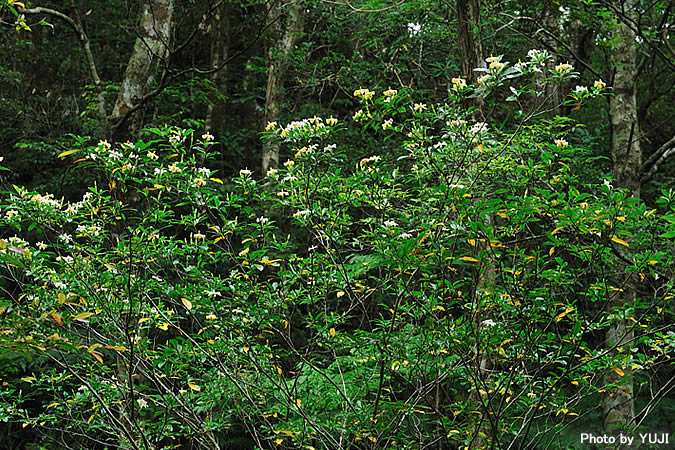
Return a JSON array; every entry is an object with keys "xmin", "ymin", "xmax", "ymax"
[
  {"xmin": 604, "ymin": 0, "xmax": 639, "ymax": 435},
  {"xmin": 456, "ymin": 0, "xmax": 485, "ymax": 116},
  {"xmin": 262, "ymin": 0, "xmax": 304, "ymax": 174},
  {"xmin": 111, "ymin": 0, "xmax": 173, "ymax": 140},
  {"xmin": 205, "ymin": 3, "xmax": 229, "ymax": 134}
]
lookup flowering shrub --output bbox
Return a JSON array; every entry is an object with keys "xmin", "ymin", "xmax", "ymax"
[{"xmin": 0, "ymin": 54, "xmax": 673, "ymax": 449}]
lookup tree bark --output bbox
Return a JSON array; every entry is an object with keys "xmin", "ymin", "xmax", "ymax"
[
  {"xmin": 456, "ymin": 0, "xmax": 485, "ymax": 116},
  {"xmin": 262, "ymin": 0, "xmax": 304, "ymax": 174},
  {"xmin": 205, "ymin": 2, "xmax": 229, "ymax": 134},
  {"xmin": 604, "ymin": 0, "xmax": 639, "ymax": 435},
  {"xmin": 111, "ymin": 0, "xmax": 173, "ymax": 140}
]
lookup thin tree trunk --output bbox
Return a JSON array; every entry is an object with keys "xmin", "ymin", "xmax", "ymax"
[
  {"xmin": 262, "ymin": 0, "xmax": 304, "ymax": 174},
  {"xmin": 604, "ymin": 0, "xmax": 639, "ymax": 435},
  {"xmin": 456, "ymin": 0, "xmax": 485, "ymax": 116},
  {"xmin": 111, "ymin": 0, "xmax": 173, "ymax": 140},
  {"xmin": 205, "ymin": 3, "xmax": 229, "ymax": 133}
]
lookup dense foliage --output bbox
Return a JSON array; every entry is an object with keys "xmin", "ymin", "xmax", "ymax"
[{"xmin": 1, "ymin": 0, "xmax": 674, "ymax": 449}]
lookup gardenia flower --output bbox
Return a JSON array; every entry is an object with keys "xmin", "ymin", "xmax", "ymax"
[
  {"xmin": 239, "ymin": 168, "xmax": 252, "ymax": 177},
  {"xmin": 384, "ymin": 220, "xmax": 398, "ymax": 227},
  {"xmin": 192, "ymin": 232, "xmax": 206, "ymax": 240},
  {"xmin": 193, "ymin": 177, "xmax": 207, "ymax": 187},
  {"xmin": 6, "ymin": 210, "xmax": 19, "ymax": 219},
  {"xmin": 265, "ymin": 122, "xmax": 277, "ymax": 131},
  {"xmin": 326, "ymin": 117, "xmax": 338, "ymax": 126},
  {"xmin": 594, "ymin": 80, "xmax": 606, "ymax": 89},
  {"xmin": 147, "ymin": 151, "xmax": 158, "ymax": 160},
  {"xmin": 382, "ymin": 118, "xmax": 393, "ymax": 130},
  {"xmin": 283, "ymin": 160, "xmax": 295, "ymax": 168},
  {"xmin": 36, "ymin": 241, "xmax": 48, "ymax": 250},
  {"xmin": 267, "ymin": 168, "xmax": 278, "ymax": 177},
  {"xmin": 98, "ymin": 140, "xmax": 111, "ymax": 149},
  {"xmin": 383, "ymin": 89, "xmax": 397, "ymax": 97},
  {"xmin": 575, "ymin": 85, "xmax": 588, "ymax": 94},
  {"xmin": 168, "ymin": 163, "xmax": 181, "ymax": 173}
]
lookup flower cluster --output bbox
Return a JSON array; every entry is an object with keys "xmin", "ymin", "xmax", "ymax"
[
  {"xmin": 353, "ymin": 88, "xmax": 375, "ymax": 100},
  {"xmin": 486, "ymin": 55, "xmax": 505, "ymax": 72},
  {"xmin": 554, "ymin": 62, "xmax": 574, "ymax": 74},
  {"xmin": 275, "ymin": 117, "xmax": 335, "ymax": 140},
  {"xmin": 451, "ymin": 77, "xmax": 467, "ymax": 90}
]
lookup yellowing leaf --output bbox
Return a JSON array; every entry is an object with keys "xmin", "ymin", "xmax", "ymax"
[
  {"xmin": 46, "ymin": 402, "xmax": 59, "ymax": 409},
  {"xmin": 551, "ymin": 226, "xmax": 565, "ymax": 235},
  {"xmin": 645, "ymin": 209, "xmax": 656, "ymax": 217},
  {"xmin": 58, "ymin": 293, "xmax": 66, "ymax": 304},
  {"xmin": 329, "ymin": 328, "xmax": 336, "ymax": 337},
  {"xmin": 571, "ymin": 381, "xmax": 579, "ymax": 386},
  {"xmin": 549, "ymin": 247, "xmax": 555, "ymax": 256},
  {"xmin": 612, "ymin": 367, "xmax": 625, "ymax": 377},
  {"xmin": 187, "ymin": 382, "xmax": 201, "ymax": 391},
  {"xmin": 337, "ymin": 290, "xmax": 345, "ymax": 298},
  {"xmin": 275, "ymin": 438, "xmax": 284, "ymax": 445},
  {"xmin": 21, "ymin": 376, "xmax": 37, "ymax": 382},
  {"xmin": 138, "ymin": 317, "xmax": 151, "ymax": 324},
  {"xmin": 556, "ymin": 307, "xmax": 574, "ymax": 322},
  {"xmin": 156, "ymin": 323, "xmax": 169, "ymax": 331},
  {"xmin": 72, "ymin": 312, "xmax": 95, "ymax": 321},
  {"xmin": 181, "ymin": 298, "xmax": 192, "ymax": 310},
  {"xmin": 611, "ymin": 236, "xmax": 629, "ymax": 247},
  {"xmin": 51, "ymin": 312, "xmax": 63, "ymax": 326},
  {"xmin": 209, "ymin": 177, "xmax": 223, "ymax": 184},
  {"xmin": 104, "ymin": 345, "xmax": 127, "ymax": 352},
  {"xmin": 90, "ymin": 351, "xmax": 104, "ymax": 363},
  {"xmin": 467, "ymin": 239, "xmax": 476, "ymax": 246},
  {"xmin": 459, "ymin": 256, "xmax": 479, "ymax": 263},
  {"xmin": 57, "ymin": 149, "xmax": 81, "ymax": 159}
]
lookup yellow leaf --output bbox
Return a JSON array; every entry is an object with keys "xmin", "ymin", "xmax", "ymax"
[
  {"xmin": 0, "ymin": 239, "xmax": 6, "ymax": 249},
  {"xmin": 459, "ymin": 256, "xmax": 479, "ymax": 263},
  {"xmin": 551, "ymin": 226, "xmax": 565, "ymax": 235},
  {"xmin": 467, "ymin": 239, "xmax": 476, "ymax": 246},
  {"xmin": 72, "ymin": 312, "xmax": 95, "ymax": 320},
  {"xmin": 58, "ymin": 293, "xmax": 66, "ymax": 304},
  {"xmin": 329, "ymin": 328, "xmax": 336, "ymax": 337},
  {"xmin": 87, "ymin": 413, "xmax": 96, "ymax": 424},
  {"xmin": 337, "ymin": 290, "xmax": 345, "ymax": 298},
  {"xmin": 46, "ymin": 402, "xmax": 59, "ymax": 409},
  {"xmin": 87, "ymin": 343, "xmax": 102, "ymax": 352},
  {"xmin": 181, "ymin": 298, "xmax": 192, "ymax": 310},
  {"xmin": 556, "ymin": 307, "xmax": 574, "ymax": 322},
  {"xmin": 137, "ymin": 317, "xmax": 151, "ymax": 324},
  {"xmin": 275, "ymin": 438, "xmax": 284, "ymax": 445},
  {"xmin": 612, "ymin": 367, "xmax": 625, "ymax": 377},
  {"xmin": 90, "ymin": 351, "xmax": 103, "ymax": 363},
  {"xmin": 187, "ymin": 382, "xmax": 201, "ymax": 391},
  {"xmin": 21, "ymin": 376, "xmax": 37, "ymax": 382},
  {"xmin": 209, "ymin": 177, "xmax": 223, "ymax": 184},
  {"xmin": 571, "ymin": 381, "xmax": 579, "ymax": 386},
  {"xmin": 156, "ymin": 323, "xmax": 169, "ymax": 331},
  {"xmin": 611, "ymin": 236, "xmax": 629, "ymax": 247},
  {"xmin": 645, "ymin": 209, "xmax": 656, "ymax": 217},
  {"xmin": 549, "ymin": 247, "xmax": 555, "ymax": 256},
  {"xmin": 368, "ymin": 436, "xmax": 377, "ymax": 443},
  {"xmin": 433, "ymin": 305, "xmax": 445, "ymax": 311},
  {"xmin": 51, "ymin": 312, "xmax": 63, "ymax": 326},
  {"xmin": 104, "ymin": 345, "xmax": 127, "ymax": 352},
  {"xmin": 242, "ymin": 346, "xmax": 249, "ymax": 352},
  {"xmin": 57, "ymin": 149, "xmax": 80, "ymax": 158},
  {"xmin": 616, "ymin": 216, "xmax": 626, "ymax": 222}
]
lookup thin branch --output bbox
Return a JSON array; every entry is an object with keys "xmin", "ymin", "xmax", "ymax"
[
  {"xmin": 19, "ymin": 6, "xmax": 108, "ymax": 131},
  {"xmin": 641, "ymin": 134, "xmax": 675, "ymax": 183}
]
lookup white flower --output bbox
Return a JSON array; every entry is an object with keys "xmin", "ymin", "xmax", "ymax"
[
  {"xmin": 407, "ymin": 22, "xmax": 421, "ymax": 36},
  {"xmin": 384, "ymin": 220, "xmax": 398, "ymax": 227},
  {"xmin": 168, "ymin": 163, "xmax": 181, "ymax": 173},
  {"xmin": 554, "ymin": 138, "xmax": 569, "ymax": 148},
  {"xmin": 267, "ymin": 168, "xmax": 278, "ymax": 177},
  {"xmin": 603, "ymin": 179, "xmax": 613, "ymax": 189},
  {"xmin": 383, "ymin": 89, "xmax": 398, "ymax": 97},
  {"xmin": 353, "ymin": 88, "xmax": 375, "ymax": 100},
  {"xmin": 451, "ymin": 77, "xmax": 467, "ymax": 90},
  {"xmin": 58, "ymin": 233, "xmax": 73, "ymax": 243},
  {"xmin": 575, "ymin": 85, "xmax": 588, "ymax": 94},
  {"xmin": 477, "ymin": 74, "xmax": 491, "ymax": 85},
  {"xmin": 6, "ymin": 210, "xmax": 19, "ymax": 219},
  {"xmin": 400, "ymin": 233, "xmax": 412, "ymax": 239},
  {"xmin": 413, "ymin": 103, "xmax": 427, "ymax": 112},
  {"xmin": 469, "ymin": 122, "xmax": 488, "ymax": 135},
  {"xmin": 147, "ymin": 151, "xmax": 159, "ymax": 160},
  {"xmin": 36, "ymin": 241, "xmax": 48, "ymax": 250},
  {"xmin": 265, "ymin": 122, "xmax": 277, "ymax": 131},
  {"xmin": 193, "ymin": 177, "xmax": 207, "ymax": 187},
  {"xmin": 98, "ymin": 140, "xmax": 111, "ymax": 149},
  {"xmin": 594, "ymin": 80, "xmax": 606, "ymax": 89},
  {"xmin": 283, "ymin": 160, "xmax": 295, "ymax": 168},
  {"xmin": 482, "ymin": 319, "xmax": 497, "ymax": 327},
  {"xmin": 239, "ymin": 168, "xmax": 252, "ymax": 177},
  {"xmin": 382, "ymin": 118, "xmax": 393, "ymax": 130},
  {"xmin": 205, "ymin": 289, "xmax": 221, "ymax": 297},
  {"xmin": 256, "ymin": 216, "xmax": 269, "ymax": 224},
  {"xmin": 555, "ymin": 62, "xmax": 574, "ymax": 73},
  {"xmin": 277, "ymin": 190, "xmax": 290, "ymax": 197},
  {"xmin": 137, "ymin": 398, "xmax": 148, "ymax": 409},
  {"xmin": 206, "ymin": 314, "xmax": 217, "ymax": 320},
  {"xmin": 201, "ymin": 133, "xmax": 214, "ymax": 141},
  {"xmin": 192, "ymin": 232, "xmax": 206, "ymax": 240},
  {"xmin": 326, "ymin": 117, "xmax": 338, "ymax": 126},
  {"xmin": 293, "ymin": 210, "xmax": 310, "ymax": 218}
]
